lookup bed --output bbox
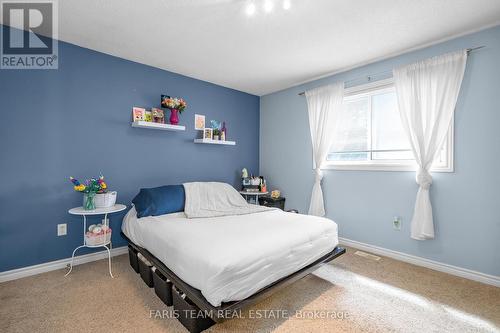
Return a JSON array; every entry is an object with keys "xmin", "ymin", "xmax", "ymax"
[
  {"xmin": 121, "ymin": 182, "xmax": 345, "ymax": 330},
  {"xmin": 122, "ymin": 206, "xmax": 339, "ymax": 306}
]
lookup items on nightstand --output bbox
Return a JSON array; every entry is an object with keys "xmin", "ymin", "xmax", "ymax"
[
  {"xmin": 241, "ymin": 169, "xmax": 267, "ymax": 193},
  {"xmin": 260, "ymin": 178, "xmax": 267, "ymax": 193},
  {"xmin": 86, "ymin": 223, "xmax": 112, "ymax": 246},
  {"xmin": 240, "ymin": 170, "xmax": 269, "ymax": 204},
  {"xmin": 241, "ymin": 168, "xmax": 249, "ymax": 178},
  {"xmin": 69, "ymin": 175, "xmax": 114, "ymax": 210},
  {"xmin": 241, "ymin": 177, "xmax": 259, "ymax": 192}
]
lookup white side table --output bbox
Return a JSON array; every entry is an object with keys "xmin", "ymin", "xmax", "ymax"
[
  {"xmin": 239, "ymin": 191, "xmax": 268, "ymax": 205},
  {"xmin": 66, "ymin": 204, "xmax": 127, "ymax": 278}
]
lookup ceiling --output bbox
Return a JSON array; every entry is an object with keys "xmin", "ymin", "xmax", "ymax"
[{"xmin": 5, "ymin": 0, "xmax": 500, "ymax": 95}]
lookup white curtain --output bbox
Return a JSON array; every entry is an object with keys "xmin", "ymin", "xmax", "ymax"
[
  {"xmin": 305, "ymin": 83, "xmax": 344, "ymax": 216},
  {"xmin": 393, "ymin": 50, "xmax": 467, "ymax": 240}
]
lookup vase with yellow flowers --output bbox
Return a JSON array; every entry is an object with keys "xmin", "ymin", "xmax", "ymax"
[{"xmin": 69, "ymin": 175, "xmax": 108, "ymax": 210}]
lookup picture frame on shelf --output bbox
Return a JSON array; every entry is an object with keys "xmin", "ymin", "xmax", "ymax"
[
  {"xmin": 132, "ymin": 107, "xmax": 145, "ymax": 121},
  {"xmin": 151, "ymin": 108, "xmax": 165, "ymax": 124},
  {"xmin": 144, "ymin": 110, "xmax": 152, "ymax": 122},
  {"xmin": 195, "ymin": 114, "xmax": 205, "ymax": 130},
  {"xmin": 203, "ymin": 128, "xmax": 213, "ymax": 140}
]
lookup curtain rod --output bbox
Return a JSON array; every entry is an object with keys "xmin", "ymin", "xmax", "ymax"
[{"xmin": 298, "ymin": 46, "xmax": 485, "ymax": 96}]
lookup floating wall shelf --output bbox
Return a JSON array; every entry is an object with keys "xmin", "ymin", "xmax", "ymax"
[
  {"xmin": 132, "ymin": 121, "xmax": 185, "ymax": 131},
  {"xmin": 194, "ymin": 139, "xmax": 236, "ymax": 146}
]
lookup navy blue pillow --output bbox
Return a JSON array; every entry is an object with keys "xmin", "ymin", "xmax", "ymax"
[{"xmin": 132, "ymin": 185, "xmax": 185, "ymax": 218}]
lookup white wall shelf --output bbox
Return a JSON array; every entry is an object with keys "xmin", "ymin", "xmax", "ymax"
[
  {"xmin": 132, "ymin": 121, "xmax": 185, "ymax": 131},
  {"xmin": 194, "ymin": 139, "xmax": 236, "ymax": 146}
]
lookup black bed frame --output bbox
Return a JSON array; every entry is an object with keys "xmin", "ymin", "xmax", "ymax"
[{"xmin": 122, "ymin": 232, "xmax": 345, "ymax": 324}]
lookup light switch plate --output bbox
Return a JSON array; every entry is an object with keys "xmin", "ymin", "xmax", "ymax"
[
  {"xmin": 393, "ymin": 216, "xmax": 402, "ymax": 231},
  {"xmin": 57, "ymin": 223, "xmax": 67, "ymax": 236}
]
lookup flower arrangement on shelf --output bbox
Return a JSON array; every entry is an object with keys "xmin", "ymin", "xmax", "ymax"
[
  {"xmin": 161, "ymin": 95, "xmax": 187, "ymax": 125},
  {"xmin": 69, "ymin": 175, "xmax": 108, "ymax": 210}
]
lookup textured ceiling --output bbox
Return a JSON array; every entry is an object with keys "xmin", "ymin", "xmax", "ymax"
[{"xmin": 3, "ymin": 0, "xmax": 500, "ymax": 95}]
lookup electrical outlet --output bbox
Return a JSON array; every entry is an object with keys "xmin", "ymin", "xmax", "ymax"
[
  {"xmin": 393, "ymin": 216, "xmax": 402, "ymax": 231},
  {"xmin": 57, "ymin": 223, "xmax": 67, "ymax": 236}
]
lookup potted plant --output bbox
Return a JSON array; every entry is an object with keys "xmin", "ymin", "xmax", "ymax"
[
  {"xmin": 69, "ymin": 175, "xmax": 109, "ymax": 210},
  {"xmin": 213, "ymin": 129, "xmax": 221, "ymax": 140},
  {"xmin": 161, "ymin": 96, "xmax": 187, "ymax": 125}
]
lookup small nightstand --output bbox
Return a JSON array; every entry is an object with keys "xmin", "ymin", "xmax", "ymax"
[
  {"xmin": 258, "ymin": 195, "xmax": 286, "ymax": 210},
  {"xmin": 65, "ymin": 204, "xmax": 127, "ymax": 278}
]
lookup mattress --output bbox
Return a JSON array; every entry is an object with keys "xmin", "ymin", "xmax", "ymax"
[{"xmin": 122, "ymin": 207, "xmax": 338, "ymax": 306}]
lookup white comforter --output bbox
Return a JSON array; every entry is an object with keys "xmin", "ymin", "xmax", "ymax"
[
  {"xmin": 183, "ymin": 182, "xmax": 272, "ymax": 218},
  {"xmin": 122, "ymin": 207, "xmax": 338, "ymax": 306}
]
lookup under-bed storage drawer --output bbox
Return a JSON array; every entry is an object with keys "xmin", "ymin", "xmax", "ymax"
[
  {"xmin": 153, "ymin": 269, "xmax": 173, "ymax": 306},
  {"xmin": 138, "ymin": 253, "xmax": 154, "ymax": 287},
  {"xmin": 172, "ymin": 286, "xmax": 215, "ymax": 333},
  {"xmin": 128, "ymin": 245, "xmax": 139, "ymax": 273}
]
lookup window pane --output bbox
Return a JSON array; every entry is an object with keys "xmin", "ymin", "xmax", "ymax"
[
  {"xmin": 324, "ymin": 81, "xmax": 451, "ymax": 171},
  {"xmin": 328, "ymin": 97, "xmax": 369, "ymax": 161},
  {"xmin": 371, "ymin": 90, "xmax": 413, "ymax": 160}
]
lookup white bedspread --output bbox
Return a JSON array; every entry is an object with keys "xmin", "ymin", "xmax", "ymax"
[
  {"xmin": 183, "ymin": 182, "xmax": 272, "ymax": 218},
  {"xmin": 122, "ymin": 207, "xmax": 338, "ymax": 306}
]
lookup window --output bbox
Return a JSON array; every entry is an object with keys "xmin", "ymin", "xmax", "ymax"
[{"xmin": 324, "ymin": 79, "xmax": 453, "ymax": 172}]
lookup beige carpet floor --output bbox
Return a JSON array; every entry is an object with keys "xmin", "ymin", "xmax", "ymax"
[{"xmin": 1, "ymin": 247, "xmax": 499, "ymax": 333}]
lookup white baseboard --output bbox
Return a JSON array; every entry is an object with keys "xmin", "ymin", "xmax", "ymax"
[
  {"xmin": 0, "ymin": 246, "xmax": 128, "ymax": 283},
  {"xmin": 2, "ymin": 240, "xmax": 498, "ymax": 288},
  {"xmin": 339, "ymin": 237, "xmax": 500, "ymax": 288}
]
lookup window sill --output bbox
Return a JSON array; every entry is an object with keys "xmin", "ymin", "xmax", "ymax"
[{"xmin": 322, "ymin": 163, "xmax": 453, "ymax": 173}]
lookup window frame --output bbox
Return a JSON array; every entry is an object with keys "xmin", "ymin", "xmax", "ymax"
[{"xmin": 321, "ymin": 78, "xmax": 454, "ymax": 173}]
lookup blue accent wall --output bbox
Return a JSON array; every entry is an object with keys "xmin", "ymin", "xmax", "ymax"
[
  {"xmin": 0, "ymin": 27, "xmax": 259, "ymax": 272},
  {"xmin": 260, "ymin": 26, "xmax": 500, "ymax": 277}
]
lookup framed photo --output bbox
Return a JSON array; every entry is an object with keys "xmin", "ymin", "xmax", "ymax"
[
  {"xmin": 203, "ymin": 128, "xmax": 213, "ymax": 140},
  {"xmin": 151, "ymin": 108, "xmax": 165, "ymax": 124},
  {"xmin": 132, "ymin": 107, "xmax": 145, "ymax": 121},
  {"xmin": 144, "ymin": 110, "xmax": 152, "ymax": 122},
  {"xmin": 194, "ymin": 114, "xmax": 205, "ymax": 130}
]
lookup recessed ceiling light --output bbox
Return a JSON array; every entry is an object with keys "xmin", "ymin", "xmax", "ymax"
[
  {"xmin": 283, "ymin": 0, "xmax": 291, "ymax": 10},
  {"xmin": 246, "ymin": 2, "xmax": 256, "ymax": 16},
  {"xmin": 263, "ymin": 0, "xmax": 274, "ymax": 13}
]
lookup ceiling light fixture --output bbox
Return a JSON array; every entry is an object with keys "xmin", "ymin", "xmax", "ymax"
[
  {"xmin": 283, "ymin": 0, "xmax": 291, "ymax": 10},
  {"xmin": 246, "ymin": 2, "xmax": 256, "ymax": 16},
  {"xmin": 263, "ymin": 0, "xmax": 274, "ymax": 13}
]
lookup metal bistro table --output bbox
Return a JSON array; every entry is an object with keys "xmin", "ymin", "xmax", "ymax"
[{"xmin": 66, "ymin": 204, "xmax": 127, "ymax": 278}]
